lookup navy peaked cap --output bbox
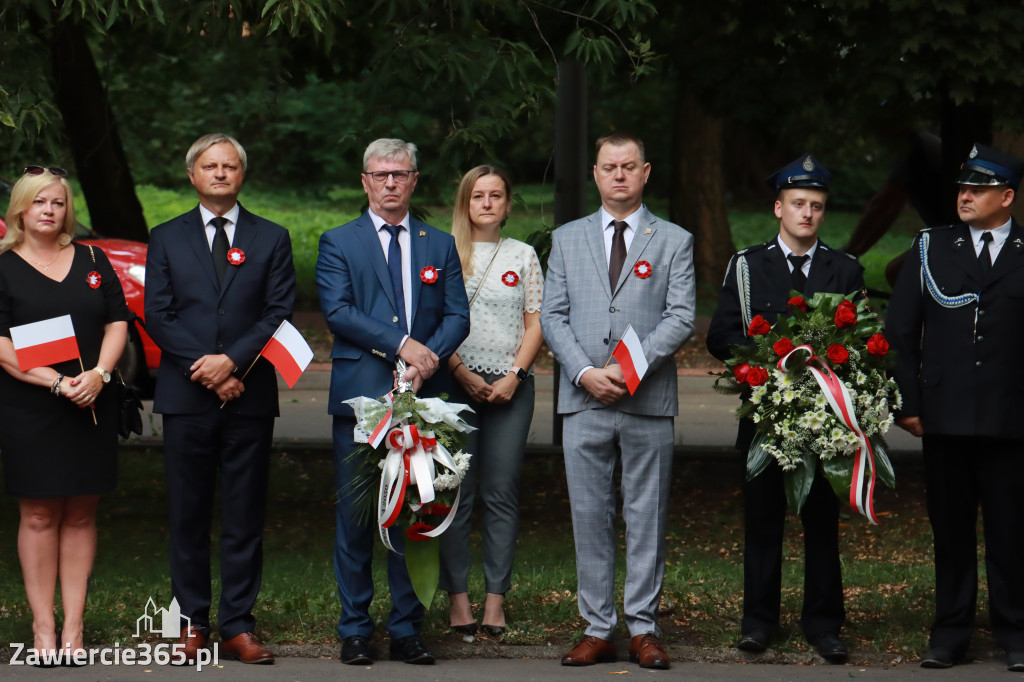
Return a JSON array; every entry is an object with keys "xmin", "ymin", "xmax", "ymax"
[
  {"xmin": 766, "ymin": 154, "xmax": 831, "ymax": 193},
  {"xmin": 957, "ymin": 143, "xmax": 1024, "ymax": 190}
]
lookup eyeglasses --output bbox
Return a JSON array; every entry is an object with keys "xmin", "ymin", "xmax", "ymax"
[
  {"xmin": 24, "ymin": 165, "xmax": 68, "ymax": 178},
  {"xmin": 363, "ymin": 170, "xmax": 417, "ymax": 184}
]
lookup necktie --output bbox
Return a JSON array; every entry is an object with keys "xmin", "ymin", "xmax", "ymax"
[
  {"xmin": 384, "ymin": 224, "xmax": 407, "ymax": 331},
  {"xmin": 609, "ymin": 220, "xmax": 628, "ymax": 291},
  {"xmin": 210, "ymin": 216, "xmax": 229, "ymax": 284},
  {"xmin": 979, "ymin": 231, "xmax": 993, "ymax": 278},
  {"xmin": 787, "ymin": 254, "xmax": 809, "ymax": 293}
]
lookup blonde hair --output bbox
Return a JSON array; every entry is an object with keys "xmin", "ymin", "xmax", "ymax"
[
  {"xmin": 186, "ymin": 133, "xmax": 248, "ymax": 172},
  {"xmin": 451, "ymin": 165, "xmax": 512, "ymax": 277},
  {"xmin": 1, "ymin": 173, "xmax": 77, "ymax": 254}
]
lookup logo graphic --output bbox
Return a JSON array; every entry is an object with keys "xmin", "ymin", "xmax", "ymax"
[{"xmin": 135, "ymin": 597, "xmax": 190, "ymax": 638}]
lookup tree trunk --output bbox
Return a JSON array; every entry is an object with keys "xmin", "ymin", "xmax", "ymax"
[
  {"xmin": 48, "ymin": 15, "xmax": 148, "ymax": 242},
  {"xmin": 670, "ymin": 82, "xmax": 734, "ymax": 296}
]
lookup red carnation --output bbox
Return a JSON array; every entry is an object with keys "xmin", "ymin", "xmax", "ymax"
[
  {"xmin": 773, "ymin": 337, "xmax": 796, "ymax": 357},
  {"xmin": 834, "ymin": 300, "xmax": 858, "ymax": 329},
  {"xmin": 405, "ymin": 521, "xmax": 436, "ymax": 541},
  {"xmin": 745, "ymin": 366, "xmax": 770, "ymax": 387},
  {"xmin": 733, "ymin": 363, "xmax": 751, "ymax": 383},
  {"xmin": 866, "ymin": 333, "xmax": 890, "ymax": 357},
  {"xmin": 788, "ymin": 296, "xmax": 807, "ymax": 312},
  {"xmin": 827, "ymin": 344, "xmax": 849, "ymax": 365},
  {"xmin": 429, "ymin": 504, "xmax": 452, "ymax": 516},
  {"xmin": 747, "ymin": 315, "xmax": 771, "ymax": 336}
]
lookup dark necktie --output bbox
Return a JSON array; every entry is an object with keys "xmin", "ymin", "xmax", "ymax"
[
  {"xmin": 979, "ymin": 231, "xmax": 993, "ymax": 278},
  {"xmin": 210, "ymin": 216, "xmax": 229, "ymax": 284},
  {"xmin": 788, "ymin": 253, "xmax": 809, "ymax": 293},
  {"xmin": 384, "ymin": 224, "xmax": 407, "ymax": 331},
  {"xmin": 609, "ymin": 220, "xmax": 628, "ymax": 291}
]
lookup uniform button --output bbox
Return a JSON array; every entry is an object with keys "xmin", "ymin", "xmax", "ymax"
[
  {"xmin": 609, "ymin": 306, "xmax": 616, "ymax": 313},
  {"xmin": 977, "ymin": 335, "xmax": 984, "ymax": 342},
  {"xmin": 392, "ymin": 315, "xmax": 399, "ymax": 323},
  {"xmin": 979, "ymin": 309, "xmax": 986, "ymax": 316},
  {"xmin": 603, "ymin": 338, "xmax": 609, "ymax": 345},
  {"xmin": 218, "ymin": 309, "xmax": 225, "ymax": 315},
  {"xmin": 766, "ymin": 302, "xmax": 772, "ymax": 309},
  {"xmin": 976, "ymin": 361, "xmax": 982, "ymax": 367}
]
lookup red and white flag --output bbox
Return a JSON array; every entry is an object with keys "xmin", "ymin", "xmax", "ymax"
[
  {"xmin": 612, "ymin": 324, "xmax": 648, "ymax": 395},
  {"xmin": 10, "ymin": 314, "xmax": 80, "ymax": 371},
  {"xmin": 259, "ymin": 320, "xmax": 314, "ymax": 389}
]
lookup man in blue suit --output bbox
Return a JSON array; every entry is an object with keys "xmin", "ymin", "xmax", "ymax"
[
  {"xmin": 145, "ymin": 133, "xmax": 296, "ymax": 665},
  {"xmin": 316, "ymin": 138, "xmax": 469, "ymax": 665}
]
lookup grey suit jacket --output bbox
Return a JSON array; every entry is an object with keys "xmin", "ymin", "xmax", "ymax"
[{"xmin": 540, "ymin": 206, "xmax": 696, "ymax": 416}]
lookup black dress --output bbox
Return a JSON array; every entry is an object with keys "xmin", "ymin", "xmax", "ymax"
[{"xmin": 0, "ymin": 243, "xmax": 130, "ymax": 497}]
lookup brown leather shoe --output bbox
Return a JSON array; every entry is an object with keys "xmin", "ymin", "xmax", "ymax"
[
  {"xmin": 561, "ymin": 635, "xmax": 616, "ymax": 666},
  {"xmin": 175, "ymin": 626, "xmax": 209, "ymax": 665},
  {"xmin": 221, "ymin": 632, "xmax": 275, "ymax": 664},
  {"xmin": 629, "ymin": 633, "xmax": 670, "ymax": 669}
]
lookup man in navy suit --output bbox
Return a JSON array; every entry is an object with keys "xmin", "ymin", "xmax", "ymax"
[
  {"xmin": 316, "ymin": 138, "xmax": 469, "ymax": 665},
  {"xmin": 145, "ymin": 133, "xmax": 295, "ymax": 665}
]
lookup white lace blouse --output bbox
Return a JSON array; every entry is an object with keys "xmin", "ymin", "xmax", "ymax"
[{"xmin": 457, "ymin": 239, "xmax": 544, "ymax": 375}]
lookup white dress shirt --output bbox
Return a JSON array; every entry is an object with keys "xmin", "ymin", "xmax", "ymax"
[{"xmin": 199, "ymin": 203, "xmax": 240, "ymax": 249}]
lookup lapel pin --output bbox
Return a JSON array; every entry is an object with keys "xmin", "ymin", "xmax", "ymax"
[
  {"xmin": 419, "ymin": 231, "xmax": 426, "ymax": 237},
  {"xmin": 1013, "ymin": 238, "xmax": 1023, "ymax": 248},
  {"xmin": 644, "ymin": 228, "xmax": 652, "ymax": 235},
  {"xmin": 953, "ymin": 236, "xmax": 966, "ymax": 248}
]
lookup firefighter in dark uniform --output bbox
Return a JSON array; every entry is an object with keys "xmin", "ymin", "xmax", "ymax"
[
  {"xmin": 707, "ymin": 155, "xmax": 865, "ymax": 663},
  {"xmin": 888, "ymin": 143, "xmax": 1024, "ymax": 672}
]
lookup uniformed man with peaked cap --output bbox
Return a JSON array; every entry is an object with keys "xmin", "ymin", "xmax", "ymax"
[
  {"xmin": 888, "ymin": 143, "xmax": 1024, "ymax": 672},
  {"xmin": 707, "ymin": 154, "xmax": 865, "ymax": 663}
]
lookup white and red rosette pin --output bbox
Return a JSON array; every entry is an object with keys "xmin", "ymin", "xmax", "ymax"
[
  {"xmin": 86, "ymin": 271, "xmax": 101, "ymax": 289},
  {"xmin": 420, "ymin": 266, "xmax": 438, "ymax": 284},
  {"xmin": 634, "ymin": 260, "xmax": 652, "ymax": 279},
  {"xmin": 227, "ymin": 248, "xmax": 245, "ymax": 265},
  {"xmin": 501, "ymin": 270, "xmax": 519, "ymax": 287}
]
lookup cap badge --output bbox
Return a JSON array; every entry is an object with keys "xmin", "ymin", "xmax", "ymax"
[
  {"xmin": 969, "ymin": 145, "xmax": 978, "ymax": 159},
  {"xmin": 953, "ymin": 236, "xmax": 966, "ymax": 248},
  {"xmin": 802, "ymin": 156, "xmax": 815, "ymax": 172}
]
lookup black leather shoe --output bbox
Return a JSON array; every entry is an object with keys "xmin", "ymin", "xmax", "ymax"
[
  {"xmin": 389, "ymin": 635, "xmax": 435, "ymax": 665},
  {"xmin": 736, "ymin": 630, "xmax": 769, "ymax": 653},
  {"xmin": 1006, "ymin": 651, "xmax": 1024, "ymax": 673},
  {"xmin": 807, "ymin": 633, "xmax": 848, "ymax": 664},
  {"xmin": 340, "ymin": 636, "xmax": 373, "ymax": 665},
  {"xmin": 920, "ymin": 646, "xmax": 956, "ymax": 669}
]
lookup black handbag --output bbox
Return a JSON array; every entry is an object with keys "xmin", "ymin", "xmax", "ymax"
[{"xmin": 114, "ymin": 369, "xmax": 144, "ymax": 438}]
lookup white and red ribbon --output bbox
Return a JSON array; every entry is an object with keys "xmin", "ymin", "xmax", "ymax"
[
  {"xmin": 376, "ymin": 423, "xmax": 462, "ymax": 551},
  {"xmin": 778, "ymin": 345, "xmax": 879, "ymax": 524}
]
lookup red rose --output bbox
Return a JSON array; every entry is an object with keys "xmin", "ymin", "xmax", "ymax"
[
  {"xmin": 405, "ymin": 521, "xmax": 436, "ymax": 541},
  {"xmin": 747, "ymin": 315, "xmax": 771, "ymax": 336},
  {"xmin": 745, "ymin": 366, "xmax": 770, "ymax": 387},
  {"xmin": 788, "ymin": 296, "xmax": 807, "ymax": 312},
  {"xmin": 834, "ymin": 300, "xmax": 858, "ymax": 329},
  {"xmin": 866, "ymin": 333, "xmax": 890, "ymax": 357},
  {"xmin": 773, "ymin": 337, "xmax": 796, "ymax": 357},
  {"xmin": 827, "ymin": 344, "xmax": 849, "ymax": 364},
  {"xmin": 733, "ymin": 363, "xmax": 751, "ymax": 383},
  {"xmin": 428, "ymin": 503, "xmax": 452, "ymax": 516}
]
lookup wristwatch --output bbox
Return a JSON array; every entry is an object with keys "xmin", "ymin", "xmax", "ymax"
[
  {"xmin": 510, "ymin": 366, "xmax": 528, "ymax": 382},
  {"xmin": 93, "ymin": 366, "xmax": 111, "ymax": 383}
]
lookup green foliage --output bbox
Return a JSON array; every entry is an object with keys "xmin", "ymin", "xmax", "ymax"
[{"xmin": 404, "ymin": 536, "xmax": 440, "ymax": 608}]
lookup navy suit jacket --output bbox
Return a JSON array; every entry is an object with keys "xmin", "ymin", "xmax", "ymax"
[
  {"xmin": 316, "ymin": 212, "xmax": 470, "ymax": 415},
  {"xmin": 144, "ymin": 204, "xmax": 296, "ymax": 417}
]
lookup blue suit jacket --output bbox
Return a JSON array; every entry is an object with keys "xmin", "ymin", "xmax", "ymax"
[
  {"xmin": 144, "ymin": 204, "xmax": 296, "ymax": 416},
  {"xmin": 316, "ymin": 212, "xmax": 470, "ymax": 415}
]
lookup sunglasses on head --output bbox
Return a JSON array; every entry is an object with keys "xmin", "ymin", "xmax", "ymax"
[{"xmin": 24, "ymin": 165, "xmax": 68, "ymax": 178}]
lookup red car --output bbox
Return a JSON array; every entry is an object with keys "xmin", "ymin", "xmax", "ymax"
[{"xmin": 1, "ymin": 180, "xmax": 158, "ymax": 393}]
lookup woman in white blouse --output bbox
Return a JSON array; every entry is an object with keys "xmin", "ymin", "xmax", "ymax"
[{"xmin": 439, "ymin": 166, "xmax": 544, "ymax": 637}]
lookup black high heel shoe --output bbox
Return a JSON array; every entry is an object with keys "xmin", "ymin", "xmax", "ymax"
[
  {"xmin": 451, "ymin": 622, "xmax": 478, "ymax": 636},
  {"xmin": 481, "ymin": 624, "xmax": 506, "ymax": 637}
]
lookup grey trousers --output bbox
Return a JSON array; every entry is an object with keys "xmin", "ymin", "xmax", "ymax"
[
  {"xmin": 562, "ymin": 408, "xmax": 674, "ymax": 639},
  {"xmin": 439, "ymin": 372, "xmax": 535, "ymax": 595}
]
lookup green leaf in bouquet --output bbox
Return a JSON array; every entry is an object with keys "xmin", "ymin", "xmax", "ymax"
[
  {"xmin": 783, "ymin": 452, "xmax": 817, "ymax": 514},
  {"xmin": 341, "ymin": 443, "xmax": 385, "ymax": 527},
  {"xmin": 821, "ymin": 454, "xmax": 855, "ymax": 501},
  {"xmin": 746, "ymin": 431, "xmax": 773, "ymax": 481},
  {"xmin": 404, "ymin": 536, "xmax": 440, "ymax": 608},
  {"xmin": 807, "ymin": 291, "xmax": 845, "ymax": 310},
  {"xmin": 869, "ymin": 435, "xmax": 896, "ymax": 490}
]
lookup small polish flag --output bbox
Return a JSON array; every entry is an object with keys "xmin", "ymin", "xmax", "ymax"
[
  {"xmin": 259, "ymin": 320, "xmax": 314, "ymax": 389},
  {"xmin": 10, "ymin": 315, "xmax": 80, "ymax": 371},
  {"xmin": 612, "ymin": 324, "xmax": 648, "ymax": 396}
]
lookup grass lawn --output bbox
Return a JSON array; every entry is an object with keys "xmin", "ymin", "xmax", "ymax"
[{"xmin": 0, "ymin": 449, "xmax": 995, "ymax": 659}]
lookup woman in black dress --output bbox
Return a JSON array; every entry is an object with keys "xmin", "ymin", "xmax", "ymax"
[{"xmin": 0, "ymin": 167, "xmax": 129, "ymax": 660}]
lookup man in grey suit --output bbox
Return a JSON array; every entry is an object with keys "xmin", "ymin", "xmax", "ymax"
[{"xmin": 540, "ymin": 132, "xmax": 696, "ymax": 670}]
